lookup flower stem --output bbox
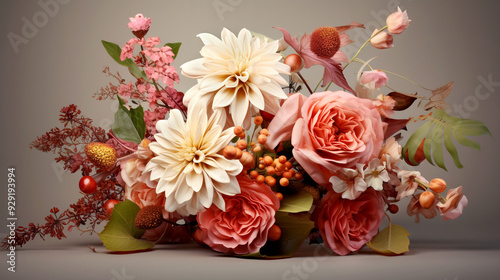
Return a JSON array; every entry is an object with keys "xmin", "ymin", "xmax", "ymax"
[
  {"xmin": 324, "ymin": 26, "xmax": 388, "ymax": 91},
  {"xmin": 297, "ymin": 72, "xmax": 313, "ymax": 95},
  {"xmin": 379, "ymin": 69, "xmax": 433, "ymax": 91}
]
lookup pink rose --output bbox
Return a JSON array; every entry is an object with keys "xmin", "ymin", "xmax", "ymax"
[
  {"xmin": 267, "ymin": 91, "xmax": 386, "ymax": 186},
  {"xmin": 373, "ymin": 94, "xmax": 396, "ymax": 118},
  {"xmin": 314, "ymin": 188, "xmax": 384, "ymax": 255},
  {"xmin": 386, "ymin": 7, "xmax": 411, "ymax": 34},
  {"xmin": 370, "ymin": 28, "xmax": 394, "ymax": 49},
  {"xmin": 437, "ymin": 186, "xmax": 468, "ymax": 220},
  {"xmin": 197, "ymin": 175, "xmax": 280, "ymax": 255}
]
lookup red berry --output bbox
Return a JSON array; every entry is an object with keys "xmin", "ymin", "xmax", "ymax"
[
  {"xmin": 104, "ymin": 199, "xmax": 120, "ymax": 215},
  {"xmin": 79, "ymin": 176, "xmax": 97, "ymax": 194},
  {"xmin": 388, "ymin": 204, "xmax": 399, "ymax": 214},
  {"xmin": 268, "ymin": 225, "xmax": 282, "ymax": 241}
]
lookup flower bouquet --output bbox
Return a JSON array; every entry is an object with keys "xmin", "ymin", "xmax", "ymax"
[{"xmin": 4, "ymin": 8, "xmax": 490, "ymax": 258}]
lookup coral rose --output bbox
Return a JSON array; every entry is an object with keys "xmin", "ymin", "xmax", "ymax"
[
  {"xmin": 315, "ymin": 188, "xmax": 384, "ymax": 255},
  {"xmin": 267, "ymin": 91, "xmax": 386, "ymax": 186},
  {"xmin": 197, "ymin": 175, "xmax": 280, "ymax": 255}
]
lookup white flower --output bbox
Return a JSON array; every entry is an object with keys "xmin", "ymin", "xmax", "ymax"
[
  {"xmin": 181, "ymin": 28, "xmax": 290, "ymax": 128},
  {"xmin": 396, "ymin": 170, "xmax": 427, "ymax": 200},
  {"xmin": 329, "ymin": 165, "xmax": 367, "ymax": 200},
  {"xmin": 363, "ymin": 158, "xmax": 390, "ymax": 191},
  {"xmin": 145, "ymin": 103, "xmax": 243, "ymax": 215}
]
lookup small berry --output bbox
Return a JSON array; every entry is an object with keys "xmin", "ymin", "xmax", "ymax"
[
  {"xmin": 263, "ymin": 156, "xmax": 274, "ymax": 166},
  {"xmin": 254, "ymin": 116, "xmax": 264, "ymax": 125},
  {"xmin": 236, "ymin": 139, "xmax": 247, "ymax": 150},
  {"xmin": 294, "ymin": 172, "xmax": 304, "ymax": 180},
  {"xmin": 258, "ymin": 134, "xmax": 267, "ymax": 145},
  {"xmin": 256, "ymin": 175, "xmax": 265, "ymax": 184},
  {"xmin": 79, "ymin": 176, "xmax": 97, "ymax": 194},
  {"xmin": 223, "ymin": 145, "xmax": 237, "ymax": 159},
  {"xmin": 282, "ymin": 171, "xmax": 293, "ymax": 179},
  {"xmin": 234, "ymin": 126, "xmax": 244, "ymax": 136},
  {"xmin": 104, "ymin": 199, "xmax": 120, "ymax": 215},
  {"xmin": 388, "ymin": 204, "xmax": 399, "ymax": 214},
  {"xmin": 265, "ymin": 176, "xmax": 277, "ymax": 187},
  {"xmin": 275, "ymin": 192, "xmax": 284, "ymax": 201},
  {"xmin": 250, "ymin": 170, "xmax": 259, "ymax": 179},
  {"xmin": 268, "ymin": 225, "xmax": 282, "ymax": 241},
  {"xmin": 280, "ymin": 177, "xmax": 289, "ymax": 187},
  {"xmin": 260, "ymin": 129, "xmax": 269, "ymax": 136},
  {"xmin": 278, "ymin": 156, "xmax": 287, "ymax": 164},
  {"xmin": 284, "ymin": 54, "xmax": 303, "ymax": 73},
  {"xmin": 266, "ymin": 166, "xmax": 276, "ymax": 175}
]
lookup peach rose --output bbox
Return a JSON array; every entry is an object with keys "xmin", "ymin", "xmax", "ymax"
[
  {"xmin": 267, "ymin": 91, "xmax": 386, "ymax": 186},
  {"xmin": 314, "ymin": 188, "xmax": 384, "ymax": 255},
  {"xmin": 197, "ymin": 175, "xmax": 280, "ymax": 255}
]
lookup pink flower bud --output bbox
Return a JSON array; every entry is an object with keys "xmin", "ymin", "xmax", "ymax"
[
  {"xmin": 386, "ymin": 7, "xmax": 411, "ymax": 34},
  {"xmin": 370, "ymin": 28, "xmax": 394, "ymax": 49},
  {"xmin": 128, "ymin": 13, "xmax": 152, "ymax": 38},
  {"xmin": 360, "ymin": 70, "xmax": 389, "ymax": 90}
]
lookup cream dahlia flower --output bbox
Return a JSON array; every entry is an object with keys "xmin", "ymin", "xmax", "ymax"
[
  {"xmin": 181, "ymin": 28, "xmax": 290, "ymax": 128},
  {"xmin": 144, "ymin": 103, "xmax": 243, "ymax": 216}
]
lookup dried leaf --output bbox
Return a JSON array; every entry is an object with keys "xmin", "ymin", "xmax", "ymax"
[
  {"xmin": 388, "ymin": 92, "xmax": 417, "ymax": 110},
  {"xmin": 424, "ymin": 81, "xmax": 454, "ymax": 111}
]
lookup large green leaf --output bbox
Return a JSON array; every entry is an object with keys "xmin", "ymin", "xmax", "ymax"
[
  {"xmin": 98, "ymin": 200, "xmax": 155, "ymax": 252},
  {"xmin": 402, "ymin": 109, "xmax": 491, "ymax": 170},
  {"xmin": 367, "ymin": 223, "xmax": 410, "ymax": 255},
  {"xmin": 111, "ymin": 96, "xmax": 145, "ymax": 143},
  {"xmin": 278, "ymin": 191, "xmax": 313, "ymax": 213},
  {"xmin": 239, "ymin": 212, "xmax": 314, "ymax": 259},
  {"xmin": 101, "ymin": 40, "xmax": 147, "ymax": 80},
  {"xmin": 164, "ymin": 42, "xmax": 181, "ymax": 59}
]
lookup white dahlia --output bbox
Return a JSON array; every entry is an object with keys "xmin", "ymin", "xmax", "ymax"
[
  {"xmin": 144, "ymin": 103, "xmax": 243, "ymax": 216},
  {"xmin": 181, "ymin": 28, "xmax": 290, "ymax": 128}
]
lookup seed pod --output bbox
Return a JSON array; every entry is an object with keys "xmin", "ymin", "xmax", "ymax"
[
  {"xmin": 419, "ymin": 191, "xmax": 435, "ymax": 209},
  {"xmin": 429, "ymin": 178, "xmax": 447, "ymax": 193}
]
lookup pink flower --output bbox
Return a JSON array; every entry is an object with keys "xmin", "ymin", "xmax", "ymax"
[
  {"xmin": 373, "ymin": 94, "xmax": 396, "ymax": 118},
  {"xmin": 396, "ymin": 170, "xmax": 427, "ymax": 200},
  {"xmin": 407, "ymin": 193, "xmax": 438, "ymax": 223},
  {"xmin": 197, "ymin": 175, "xmax": 280, "ymax": 255},
  {"xmin": 127, "ymin": 14, "xmax": 151, "ymax": 38},
  {"xmin": 360, "ymin": 70, "xmax": 389, "ymax": 90},
  {"xmin": 437, "ymin": 186, "xmax": 468, "ymax": 220},
  {"xmin": 314, "ymin": 188, "xmax": 384, "ymax": 255},
  {"xmin": 276, "ymin": 23, "xmax": 364, "ymax": 92},
  {"xmin": 386, "ymin": 7, "xmax": 411, "ymax": 34},
  {"xmin": 379, "ymin": 136, "xmax": 401, "ymax": 170},
  {"xmin": 120, "ymin": 38, "xmax": 140, "ymax": 61},
  {"xmin": 266, "ymin": 91, "xmax": 386, "ymax": 186},
  {"xmin": 370, "ymin": 28, "xmax": 394, "ymax": 49}
]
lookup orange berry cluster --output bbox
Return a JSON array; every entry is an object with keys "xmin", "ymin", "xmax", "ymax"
[{"xmin": 419, "ymin": 178, "xmax": 447, "ymax": 209}]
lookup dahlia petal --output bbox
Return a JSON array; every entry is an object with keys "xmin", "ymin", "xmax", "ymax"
[
  {"xmin": 186, "ymin": 170, "xmax": 204, "ymax": 192},
  {"xmin": 229, "ymin": 90, "xmax": 249, "ymax": 127},
  {"xmin": 180, "ymin": 58, "xmax": 207, "ymax": 79},
  {"xmin": 213, "ymin": 86, "xmax": 237, "ymax": 108}
]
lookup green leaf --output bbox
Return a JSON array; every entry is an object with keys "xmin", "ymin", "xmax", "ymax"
[
  {"xmin": 367, "ymin": 223, "xmax": 410, "ymax": 255},
  {"xmin": 98, "ymin": 200, "xmax": 155, "ymax": 252},
  {"xmin": 102, "ymin": 40, "xmax": 130, "ymax": 67},
  {"xmin": 101, "ymin": 40, "xmax": 147, "ymax": 80},
  {"xmin": 238, "ymin": 212, "xmax": 314, "ymax": 259},
  {"xmin": 278, "ymin": 191, "xmax": 313, "ymax": 213},
  {"xmin": 111, "ymin": 96, "xmax": 145, "ymax": 143},
  {"xmin": 165, "ymin": 42, "xmax": 181, "ymax": 59},
  {"xmin": 402, "ymin": 109, "xmax": 491, "ymax": 170}
]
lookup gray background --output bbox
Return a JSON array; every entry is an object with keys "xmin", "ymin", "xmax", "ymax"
[{"xmin": 1, "ymin": 0, "xmax": 499, "ymax": 279}]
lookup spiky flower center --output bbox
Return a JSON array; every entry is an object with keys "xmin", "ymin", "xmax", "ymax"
[{"xmin": 310, "ymin": 26, "xmax": 341, "ymax": 58}]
